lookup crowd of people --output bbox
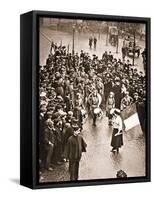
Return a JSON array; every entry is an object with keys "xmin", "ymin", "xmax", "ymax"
[{"xmin": 39, "ymin": 41, "xmax": 146, "ymax": 180}]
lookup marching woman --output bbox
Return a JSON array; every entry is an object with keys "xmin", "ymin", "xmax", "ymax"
[
  {"xmin": 106, "ymin": 92, "xmax": 115, "ymax": 126},
  {"xmin": 73, "ymin": 93, "xmax": 84, "ymax": 130},
  {"xmin": 110, "ymin": 109, "xmax": 123, "ymax": 153},
  {"xmin": 88, "ymin": 89, "xmax": 101, "ymax": 126}
]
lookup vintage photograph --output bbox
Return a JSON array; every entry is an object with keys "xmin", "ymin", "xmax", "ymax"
[{"xmin": 38, "ymin": 17, "xmax": 147, "ymax": 183}]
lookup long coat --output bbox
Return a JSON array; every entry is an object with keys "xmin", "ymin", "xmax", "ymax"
[
  {"xmin": 43, "ymin": 127, "xmax": 56, "ymax": 150},
  {"xmin": 63, "ymin": 126, "xmax": 74, "ymax": 146},
  {"xmin": 66, "ymin": 135, "xmax": 87, "ymax": 161}
]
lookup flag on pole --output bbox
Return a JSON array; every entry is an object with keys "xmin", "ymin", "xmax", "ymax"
[{"xmin": 121, "ymin": 103, "xmax": 143, "ymax": 136}]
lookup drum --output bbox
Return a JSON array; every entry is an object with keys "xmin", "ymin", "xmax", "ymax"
[
  {"xmin": 81, "ymin": 109, "xmax": 86, "ymax": 115},
  {"xmin": 94, "ymin": 107, "xmax": 101, "ymax": 115},
  {"xmin": 94, "ymin": 107, "xmax": 103, "ymax": 119}
]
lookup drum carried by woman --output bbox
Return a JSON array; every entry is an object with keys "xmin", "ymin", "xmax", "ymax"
[
  {"xmin": 87, "ymin": 89, "xmax": 103, "ymax": 126},
  {"xmin": 106, "ymin": 92, "xmax": 115, "ymax": 126}
]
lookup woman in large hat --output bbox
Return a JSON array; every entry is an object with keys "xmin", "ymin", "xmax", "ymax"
[{"xmin": 110, "ymin": 109, "xmax": 123, "ymax": 153}]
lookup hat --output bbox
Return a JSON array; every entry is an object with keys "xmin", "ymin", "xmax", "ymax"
[
  {"xmin": 58, "ymin": 110, "xmax": 67, "ymax": 116},
  {"xmin": 46, "ymin": 111, "xmax": 53, "ymax": 116},
  {"xmin": 116, "ymin": 170, "xmax": 127, "ymax": 178},
  {"xmin": 47, "ymin": 107, "xmax": 55, "ymax": 112},
  {"xmin": 40, "ymin": 92, "xmax": 46, "ymax": 97},
  {"xmin": 70, "ymin": 68, "xmax": 74, "ymax": 72},
  {"xmin": 54, "ymin": 118, "xmax": 60, "ymax": 124},
  {"xmin": 56, "ymin": 104, "xmax": 62, "ymax": 110},
  {"xmin": 57, "ymin": 95, "xmax": 63, "ymax": 100},
  {"xmin": 48, "ymin": 103, "xmax": 55, "ymax": 108},
  {"xmin": 109, "ymin": 92, "xmax": 114, "ymax": 96},
  {"xmin": 115, "ymin": 77, "xmax": 120, "ymax": 81},
  {"xmin": 76, "ymin": 93, "xmax": 80, "ymax": 96},
  {"xmin": 114, "ymin": 109, "xmax": 120, "ymax": 115},
  {"xmin": 134, "ymin": 92, "xmax": 138, "ymax": 96},
  {"xmin": 73, "ymin": 125, "xmax": 80, "ymax": 131},
  {"xmin": 52, "ymin": 112, "xmax": 61, "ymax": 120},
  {"xmin": 72, "ymin": 118, "xmax": 78, "ymax": 123},
  {"xmin": 46, "ymin": 119, "xmax": 54, "ymax": 126},
  {"xmin": 68, "ymin": 111, "xmax": 73, "ymax": 116},
  {"xmin": 40, "ymin": 106, "xmax": 47, "ymax": 112}
]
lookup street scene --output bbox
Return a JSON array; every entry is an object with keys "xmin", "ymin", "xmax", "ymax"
[{"xmin": 39, "ymin": 18, "xmax": 146, "ymax": 183}]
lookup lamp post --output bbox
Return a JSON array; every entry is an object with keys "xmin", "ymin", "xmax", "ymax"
[
  {"xmin": 72, "ymin": 24, "xmax": 75, "ymax": 55},
  {"xmin": 106, "ymin": 22, "xmax": 109, "ymax": 46},
  {"xmin": 129, "ymin": 23, "xmax": 137, "ymax": 66},
  {"xmin": 116, "ymin": 33, "xmax": 119, "ymax": 53},
  {"xmin": 116, "ymin": 23, "xmax": 119, "ymax": 54}
]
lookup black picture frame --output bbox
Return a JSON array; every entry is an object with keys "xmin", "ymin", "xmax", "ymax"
[{"xmin": 20, "ymin": 10, "xmax": 151, "ymax": 189}]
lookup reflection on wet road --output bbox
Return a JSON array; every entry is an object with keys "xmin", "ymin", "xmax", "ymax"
[{"xmin": 80, "ymin": 117, "xmax": 145, "ymax": 180}]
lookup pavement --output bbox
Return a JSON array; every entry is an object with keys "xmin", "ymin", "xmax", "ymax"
[{"xmin": 39, "ymin": 28, "xmax": 146, "ymax": 183}]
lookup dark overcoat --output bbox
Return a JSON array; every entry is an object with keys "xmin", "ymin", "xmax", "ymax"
[{"xmin": 66, "ymin": 135, "xmax": 87, "ymax": 161}]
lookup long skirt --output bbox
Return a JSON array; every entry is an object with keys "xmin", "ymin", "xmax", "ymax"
[{"xmin": 111, "ymin": 128, "xmax": 123, "ymax": 148}]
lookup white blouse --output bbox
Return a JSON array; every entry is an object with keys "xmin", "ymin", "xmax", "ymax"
[{"xmin": 112, "ymin": 115, "xmax": 123, "ymax": 131}]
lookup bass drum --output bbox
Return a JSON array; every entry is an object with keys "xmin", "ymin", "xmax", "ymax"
[
  {"xmin": 87, "ymin": 93, "xmax": 102, "ymax": 106},
  {"xmin": 81, "ymin": 109, "xmax": 87, "ymax": 116},
  {"xmin": 94, "ymin": 107, "xmax": 101, "ymax": 115},
  {"xmin": 94, "ymin": 107, "xmax": 103, "ymax": 119}
]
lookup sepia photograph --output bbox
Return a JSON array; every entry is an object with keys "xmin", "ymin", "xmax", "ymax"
[{"xmin": 38, "ymin": 16, "xmax": 149, "ymax": 183}]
